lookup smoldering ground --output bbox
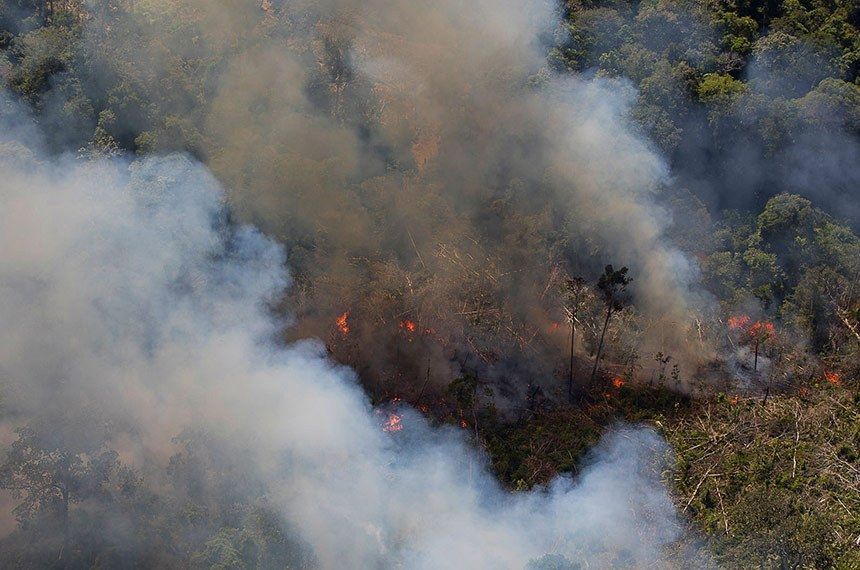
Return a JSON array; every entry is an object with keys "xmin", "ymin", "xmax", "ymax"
[{"xmin": 0, "ymin": 97, "xmax": 711, "ymax": 568}]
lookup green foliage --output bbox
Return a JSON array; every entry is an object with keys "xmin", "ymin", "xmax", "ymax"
[
  {"xmin": 0, "ymin": 415, "xmax": 316, "ymax": 569},
  {"xmin": 697, "ymin": 72, "xmax": 746, "ymax": 105},
  {"xmin": 7, "ymin": 24, "xmax": 78, "ymax": 102},
  {"xmin": 797, "ymin": 77, "xmax": 860, "ymax": 132},
  {"xmin": 751, "ymin": 30, "xmax": 837, "ymax": 96},
  {"xmin": 566, "ymin": 0, "xmax": 860, "ymax": 174},
  {"xmin": 485, "ymin": 381, "xmax": 858, "ymax": 569},
  {"xmin": 714, "ymin": 11, "xmax": 758, "ymax": 55},
  {"xmin": 666, "ymin": 387, "xmax": 859, "ymax": 568},
  {"xmin": 484, "ymin": 406, "xmax": 605, "ymax": 486},
  {"xmin": 701, "ymin": 194, "xmax": 859, "ymax": 314},
  {"xmin": 446, "ymin": 374, "xmax": 487, "ymax": 413}
]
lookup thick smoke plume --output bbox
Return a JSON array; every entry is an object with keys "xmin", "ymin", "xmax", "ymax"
[
  {"xmin": 0, "ymin": 101, "xmax": 707, "ymax": 567},
  {"xmin": 77, "ymin": 0, "xmax": 712, "ymax": 398}
]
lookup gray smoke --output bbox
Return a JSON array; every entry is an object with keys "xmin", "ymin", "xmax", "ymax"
[
  {"xmin": 71, "ymin": 0, "xmax": 713, "ymax": 394},
  {"xmin": 0, "ymin": 98, "xmax": 708, "ymax": 567}
]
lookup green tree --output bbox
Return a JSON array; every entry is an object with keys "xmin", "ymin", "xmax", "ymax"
[{"xmin": 0, "ymin": 413, "xmax": 122, "ymax": 566}]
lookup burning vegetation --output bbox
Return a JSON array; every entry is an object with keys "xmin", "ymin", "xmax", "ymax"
[
  {"xmin": 728, "ymin": 315, "xmax": 777, "ymax": 372},
  {"xmin": 335, "ymin": 311, "xmax": 351, "ymax": 337},
  {"xmin": 382, "ymin": 413, "xmax": 403, "ymax": 432},
  {"xmin": 0, "ymin": 0, "xmax": 858, "ymax": 568},
  {"xmin": 823, "ymin": 370, "xmax": 841, "ymax": 385}
]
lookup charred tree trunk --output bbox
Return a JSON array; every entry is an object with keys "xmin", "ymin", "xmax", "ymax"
[
  {"xmin": 55, "ymin": 484, "xmax": 70, "ymax": 566},
  {"xmin": 590, "ymin": 307, "xmax": 613, "ymax": 386},
  {"xmin": 754, "ymin": 339, "xmax": 760, "ymax": 372},
  {"xmin": 568, "ymin": 316, "xmax": 576, "ymax": 402}
]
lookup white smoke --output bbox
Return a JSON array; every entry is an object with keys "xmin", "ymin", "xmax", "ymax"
[{"xmin": 0, "ymin": 103, "xmax": 704, "ymax": 567}]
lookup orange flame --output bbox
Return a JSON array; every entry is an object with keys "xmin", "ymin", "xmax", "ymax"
[
  {"xmin": 548, "ymin": 322, "xmax": 560, "ymax": 334},
  {"xmin": 728, "ymin": 315, "xmax": 776, "ymax": 341},
  {"xmin": 748, "ymin": 320, "xmax": 776, "ymax": 340},
  {"xmin": 612, "ymin": 376, "xmax": 624, "ymax": 389},
  {"xmin": 383, "ymin": 413, "xmax": 403, "ymax": 432},
  {"xmin": 824, "ymin": 371, "xmax": 841, "ymax": 385},
  {"xmin": 336, "ymin": 311, "xmax": 350, "ymax": 336},
  {"xmin": 400, "ymin": 319, "xmax": 417, "ymax": 333}
]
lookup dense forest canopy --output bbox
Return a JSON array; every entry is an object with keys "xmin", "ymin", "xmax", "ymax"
[{"xmin": 0, "ymin": 0, "xmax": 858, "ymax": 568}]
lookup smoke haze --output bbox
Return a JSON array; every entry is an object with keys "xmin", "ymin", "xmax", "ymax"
[
  {"xmin": 74, "ymin": 0, "xmax": 713, "ymax": 397},
  {"xmin": 0, "ymin": 98, "xmax": 707, "ymax": 567}
]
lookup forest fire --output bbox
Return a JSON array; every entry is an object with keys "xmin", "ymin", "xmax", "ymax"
[
  {"xmin": 336, "ymin": 311, "xmax": 351, "ymax": 336},
  {"xmin": 728, "ymin": 315, "xmax": 777, "ymax": 371},
  {"xmin": 748, "ymin": 320, "xmax": 777, "ymax": 340},
  {"xmin": 0, "ymin": 0, "xmax": 858, "ymax": 565},
  {"xmin": 728, "ymin": 315, "xmax": 777, "ymax": 340},
  {"xmin": 382, "ymin": 413, "xmax": 403, "ymax": 432}
]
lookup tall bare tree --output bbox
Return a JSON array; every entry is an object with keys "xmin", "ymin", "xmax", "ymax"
[
  {"xmin": 589, "ymin": 265, "xmax": 631, "ymax": 386},
  {"xmin": 564, "ymin": 276, "xmax": 588, "ymax": 402}
]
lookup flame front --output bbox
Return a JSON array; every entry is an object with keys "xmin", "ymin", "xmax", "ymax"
[
  {"xmin": 748, "ymin": 320, "xmax": 776, "ymax": 340},
  {"xmin": 336, "ymin": 311, "xmax": 351, "ymax": 336},
  {"xmin": 728, "ymin": 315, "xmax": 751, "ymax": 330},
  {"xmin": 728, "ymin": 315, "xmax": 776, "ymax": 340}
]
